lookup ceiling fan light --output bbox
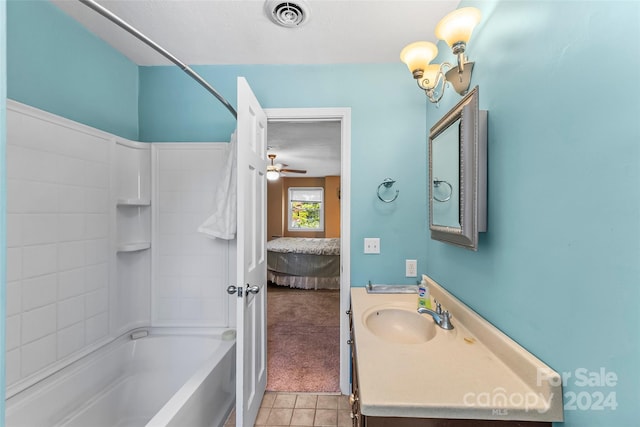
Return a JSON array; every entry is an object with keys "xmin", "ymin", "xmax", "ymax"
[{"xmin": 267, "ymin": 170, "xmax": 280, "ymax": 181}]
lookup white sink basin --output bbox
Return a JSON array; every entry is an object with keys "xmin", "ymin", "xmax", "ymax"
[{"xmin": 363, "ymin": 307, "xmax": 436, "ymax": 344}]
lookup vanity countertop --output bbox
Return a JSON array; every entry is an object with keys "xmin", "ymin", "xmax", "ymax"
[{"xmin": 351, "ymin": 275, "xmax": 564, "ymax": 422}]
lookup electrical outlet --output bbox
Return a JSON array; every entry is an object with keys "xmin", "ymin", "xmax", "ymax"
[
  {"xmin": 406, "ymin": 259, "xmax": 417, "ymax": 277},
  {"xmin": 364, "ymin": 238, "xmax": 380, "ymax": 254}
]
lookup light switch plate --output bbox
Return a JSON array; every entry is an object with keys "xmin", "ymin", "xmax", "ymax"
[{"xmin": 364, "ymin": 238, "xmax": 380, "ymax": 254}]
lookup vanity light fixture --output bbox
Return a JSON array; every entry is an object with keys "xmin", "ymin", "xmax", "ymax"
[{"xmin": 400, "ymin": 7, "xmax": 481, "ymax": 103}]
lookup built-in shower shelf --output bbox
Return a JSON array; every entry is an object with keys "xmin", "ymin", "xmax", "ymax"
[
  {"xmin": 117, "ymin": 198, "xmax": 151, "ymax": 206},
  {"xmin": 116, "ymin": 242, "xmax": 151, "ymax": 253}
]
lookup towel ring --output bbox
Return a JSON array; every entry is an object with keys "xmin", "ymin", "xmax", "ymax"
[
  {"xmin": 377, "ymin": 178, "xmax": 399, "ymax": 203},
  {"xmin": 433, "ymin": 179, "xmax": 453, "ymax": 202}
]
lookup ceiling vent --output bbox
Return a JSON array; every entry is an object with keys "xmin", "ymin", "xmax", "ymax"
[{"xmin": 265, "ymin": 0, "xmax": 311, "ymax": 28}]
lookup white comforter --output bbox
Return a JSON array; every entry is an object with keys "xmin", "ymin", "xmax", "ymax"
[{"xmin": 266, "ymin": 237, "xmax": 340, "ymax": 256}]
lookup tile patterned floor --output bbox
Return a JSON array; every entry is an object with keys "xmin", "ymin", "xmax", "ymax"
[{"xmin": 224, "ymin": 392, "xmax": 352, "ymax": 427}]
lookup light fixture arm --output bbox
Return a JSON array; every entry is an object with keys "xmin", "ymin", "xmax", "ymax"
[
  {"xmin": 417, "ymin": 62, "xmax": 453, "ymax": 104},
  {"xmin": 451, "ymin": 41, "xmax": 467, "ymax": 71},
  {"xmin": 457, "ymin": 53, "xmax": 465, "ymax": 72}
]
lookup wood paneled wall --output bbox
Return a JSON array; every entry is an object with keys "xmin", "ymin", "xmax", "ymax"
[{"xmin": 324, "ymin": 176, "xmax": 341, "ymax": 238}]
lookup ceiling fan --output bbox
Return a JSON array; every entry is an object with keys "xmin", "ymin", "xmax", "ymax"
[{"xmin": 267, "ymin": 154, "xmax": 307, "ymax": 180}]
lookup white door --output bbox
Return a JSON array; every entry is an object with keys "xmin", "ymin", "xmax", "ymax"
[{"xmin": 233, "ymin": 77, "xmax": 268, "ymax": 427}]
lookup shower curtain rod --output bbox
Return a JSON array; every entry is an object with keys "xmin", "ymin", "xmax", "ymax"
[{"xmin": 78, "ymin": 0, "xmax": 238, "ymax": 119}]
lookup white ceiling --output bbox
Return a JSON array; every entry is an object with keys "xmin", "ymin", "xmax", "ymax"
[
  {"xmin": 267, "ymin": 120, "xmax": 342, "ymax": 177},
  {"xmin": 53, "ymin": 0, "xmax": 460, "ymax": 66},
  {"xmin": 51, "ymin": 0, "xmax": 460, "ymax": 176}
]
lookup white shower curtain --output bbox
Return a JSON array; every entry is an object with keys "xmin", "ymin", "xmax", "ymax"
[{"xmin": 198, "ymin": 130, "xmax": 237, "ymax": 240}]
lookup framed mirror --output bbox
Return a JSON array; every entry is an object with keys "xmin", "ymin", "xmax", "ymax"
[{"xmin": 429, "ymin": 86, "xmax": 487, "ymax": 250}]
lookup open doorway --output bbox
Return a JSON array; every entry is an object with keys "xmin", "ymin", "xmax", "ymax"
[{"xmin": 264, "ymin": 108, "xmax": 351, "ymax": 395}]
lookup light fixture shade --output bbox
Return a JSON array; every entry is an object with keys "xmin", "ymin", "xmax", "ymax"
[
  {"xmin": 266, "ymin": 170, "xmax": 280, "ymax": 181},
  {"xmin": 435, "ymin": 7, "xmax": 481, "ymax": 48},
  {"xmin": 400, "ymin": 41, "xmax": 438, "ymax": 75},
  {"xmin": 418, "ymin": 64, "xmax": 442, "ymax": 90}
]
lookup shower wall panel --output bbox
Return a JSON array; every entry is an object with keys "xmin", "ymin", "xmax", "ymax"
[
  {"xmin": 112, "ymin": 140, "xmax": 152, "ymax": 336},
  {"xmin": 152, "ymin": 144, "xmax": 231, "ymax": 327},
  {"xmin": 4, "ymin": 101, "xmax": 233, "ymax": 395},
  {"xmin": 5, "ymin": 101, "xmax": 112, "ymax": 392}
]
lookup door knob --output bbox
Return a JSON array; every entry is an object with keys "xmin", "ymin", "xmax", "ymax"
[
  {"xmin": 245, "ymin": 285, "xmax": 260, "ymax": 295},
  {"xmin": 226, "ymin": 285, "xmax": 239, "ymax": 295}
]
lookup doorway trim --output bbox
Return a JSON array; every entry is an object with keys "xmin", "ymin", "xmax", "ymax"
[{"xmin": 265, "ymin": 107, "xmax": 351, "ymax": 394}]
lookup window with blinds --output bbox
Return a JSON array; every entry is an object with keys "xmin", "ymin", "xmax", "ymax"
[{"xmin": 288, "ymin": 187, "xmax": 324, "ymax": 231}]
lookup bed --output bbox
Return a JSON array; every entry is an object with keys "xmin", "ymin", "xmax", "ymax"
[{"xmin": 266, "ymin": 237, "xmax": 340, "ymax": 290}]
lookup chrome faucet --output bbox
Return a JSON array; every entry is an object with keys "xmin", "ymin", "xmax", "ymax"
[{"xmin": 417, "ymin": 301, "xmax": 454, "ymax": 330}]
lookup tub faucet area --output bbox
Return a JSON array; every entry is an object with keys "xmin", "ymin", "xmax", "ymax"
[{"xmin": 417, "ymin": 302, "xmax": 454, "ymax": 330}]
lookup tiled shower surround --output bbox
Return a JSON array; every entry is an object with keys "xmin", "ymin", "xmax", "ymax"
[
  {"xmin": 6, "ymin": 106, "xmax": 112, "ymax": 386},
  {"xmin": 152, "ymin": 144, "xmax": 231, "ymax": 326},
  {"xmin": 4, "ymin": 101, "xmax": 233, "ymax": 395}
]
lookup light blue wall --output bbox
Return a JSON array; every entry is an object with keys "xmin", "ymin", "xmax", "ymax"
[
  {"xmin": 1, "ymin": 0, "xmax": 7, "ymax": 423},
  {"xmin": 5, "ymin": 0, "xmax": 640, "ymax": 425},
  {"xmin": 425, "ymin": 1, "xmax": 640, "ymax": 426},
  {"xmin": 7, "ymin": 0, "xmax": 139, "ymax": 139},
  {"xmin": 140, "ymin": 64, "xmax": 430, "ymax": 284}
]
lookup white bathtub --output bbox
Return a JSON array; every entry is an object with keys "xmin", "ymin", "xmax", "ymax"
[{"xmin": 5, "ymin": 329, "xmax": 236, "ymax": 427}]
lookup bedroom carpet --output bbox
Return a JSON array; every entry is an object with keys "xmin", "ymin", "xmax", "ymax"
[{"xmin": 267, "ymin": 284, "xmax": 341, "ymax": 393}]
